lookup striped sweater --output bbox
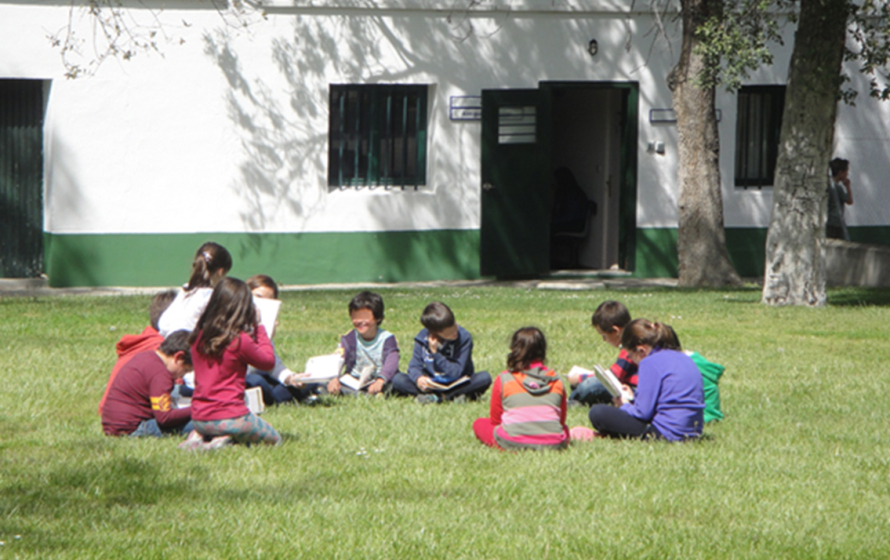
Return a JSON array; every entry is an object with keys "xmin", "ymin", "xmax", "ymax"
[{"xmin": 492, "ymin": 364, "xmax": 569, "ymax": 451}]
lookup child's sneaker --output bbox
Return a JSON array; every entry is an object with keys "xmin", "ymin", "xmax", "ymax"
[
  {"xmin": 569, "ymin": 426, "xmax": 598, "ymax": 442},
  {"xmin": 416, "ymin": 394, "xmax": 440, "ymax": 405},
  {"xmin": 178, "ymin": 430, "xmax": 205, "ymax": 451},
  {"xmin": 203, "ymin": 435, "xmax": 233, "ymax": 450}
]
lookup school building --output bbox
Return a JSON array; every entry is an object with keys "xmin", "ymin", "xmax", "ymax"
[{"xmin": 1, "ymin": 1, "xmax": 888, "ymax": 287}]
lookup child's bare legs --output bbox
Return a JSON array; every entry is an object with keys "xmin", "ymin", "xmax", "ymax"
[{"xmin": 193, "ymin": 413, "xmax": 282, "ymax": 446}]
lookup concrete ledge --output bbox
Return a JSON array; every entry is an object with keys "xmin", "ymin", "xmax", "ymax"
[{"xmin": 824, "ymin": 240, "xmax": 890, "ymax": 287}]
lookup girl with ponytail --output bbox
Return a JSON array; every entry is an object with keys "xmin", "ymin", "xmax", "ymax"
[
  {"xmin": 158, "ymin": 242, "xmax": 233, "ymax": 338},
  {"xmin": 588, "ymin": 319, "xmax": 705, "ymax": 441}
]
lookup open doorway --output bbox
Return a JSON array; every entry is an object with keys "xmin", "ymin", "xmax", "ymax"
[
  {"xmin": 479, "ymin": 82, "xmax": 636, "ymax": 279},
  {"xmin": 546, "ymin": 84, "xmax": 632, "ymax": 272}
]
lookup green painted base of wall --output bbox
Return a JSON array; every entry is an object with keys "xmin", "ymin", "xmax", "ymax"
[
  {"xmin": 635, "ymin": 226, "xmax": 890, "ymax": 280},
  {"xmin": 41, "ymin": 226, "xmax": 890, "ymax": 287},
  {"xmin": 44, "ymin": 230, "xmax": 481, "ymax": 288},
  {"xmin": 633, "ymin": 228, "xmax": 678, "ymax": 278},
  {"xmin": 633, "ymin": 227, "xmax": 773, "ymax": 279}
]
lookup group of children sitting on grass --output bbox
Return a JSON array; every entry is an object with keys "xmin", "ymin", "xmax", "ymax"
[{"xmin": 99, "ymin": 241, "xmax": 723, "ymax": 452}]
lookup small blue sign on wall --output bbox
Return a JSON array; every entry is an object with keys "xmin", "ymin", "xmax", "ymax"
[{"xmin": 450, "ymin": 96, "xmax": 481, "ymax": 121}]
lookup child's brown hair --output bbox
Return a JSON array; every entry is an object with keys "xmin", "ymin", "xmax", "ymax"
[
  {"xmin": 620, "ymin": 319, "xmax": 682, "ymax": 352},
  {"xmin": 149, "ymin": 290, "xmax": 177, "ymax": 331},
  {"xmin": 189, "ymin": 277, "xmax": 258, "ymax": 357},
  {"xmin": 506, "ymin": 327, "xmax": 547, "ymax": 372},
  {"xmin": 420, "ymin": 301, "xmax": 455, "ymax": 333},
  {"xmin": 186, "ymin": 241, "xmax": 232, "ymax": 292},
  {"xmin": 591, "ymin": 300, "xmax": 632, "ymax": 332},
  {"xmin": 247, "ymin": 274, "xmax": 279, "ymax": 299}
]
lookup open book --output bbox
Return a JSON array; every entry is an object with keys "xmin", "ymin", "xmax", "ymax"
[
  {"xmin": 339, "ymin": 364, "xmax": 375, "ymax": 392},
  {"xmin": 339, "ymin": 374, "xmax": 375, "ymax": 392},
  {"xmin": 253, "ymin": 297, "xmax": 282, "ymax": 339},
  {"xmin": 244, "ymin": 386, "xmax": 265, "ymax": 415},
  {"xmin": 593, "ymin": 364, "xmax": 633, "ymax": 402},
  {"xmin": 568, "ymin": 365, "xmax": 633, "ymax": 402},
  {"xmin": 425, "ymin": 376, "xmax": 470, "ymax": 391},
  {"xmin": 293, "ymin": 353, "xmax": 345, "ymax": 383}
]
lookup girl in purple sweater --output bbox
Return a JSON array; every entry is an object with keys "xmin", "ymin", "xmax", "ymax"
[{"xmin": 588, "ymin": 319, "xmax": 704, "ymax": 441}]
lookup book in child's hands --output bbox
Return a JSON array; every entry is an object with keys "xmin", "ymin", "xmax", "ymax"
[
  {"xmin": 244, "ymin": 386, "xmax": 265, "ymax": 414},
  {"xmin": 338, "ymin": 374, "xmax": 374, "ymax": 391},
  {"xmin": 295, "ymin": 353, "xmax": 345, "ymax": 383},
  {"xmin": 593, "ymin": 364, "xmax": 633, "ymax": 402},
  {"xmin": 425, "ymin": 376, "xmax": 470, "ymax": 391},
  {"xmin": 253, "ymin": 297, "xmax": 282, "ymax": 338},
  {"xmin": 338, "ymin": 364, "xmax": 375, "ymax": 392}
]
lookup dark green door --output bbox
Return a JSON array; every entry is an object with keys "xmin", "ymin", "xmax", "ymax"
[
  {"xmin": 0, "ymin": 79, "xmax": 44, "ymax": 278},
  {"xmin": 480, "ymin": 89, "xmax": 548, "ymax": 277}
]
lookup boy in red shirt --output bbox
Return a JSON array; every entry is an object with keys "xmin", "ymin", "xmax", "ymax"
[
  {"xmin": 567, "ymin": 300, "xmax": 638, "ymax": 406},
  {"xmin": 101, "ymin": 330, "xmax": 194, "ymax": 437}
]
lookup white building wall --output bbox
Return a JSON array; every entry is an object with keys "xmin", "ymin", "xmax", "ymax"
[{"xmin": 1, "ymin": 1, "xmax": 887, "ymax": 237}]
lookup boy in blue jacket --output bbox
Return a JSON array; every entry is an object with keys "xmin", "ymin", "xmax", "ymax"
[{"xmin": 391, "ymin": 302, "xmax": 491, "ymax": 404}]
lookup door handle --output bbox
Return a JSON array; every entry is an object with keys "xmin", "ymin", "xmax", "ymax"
[{"xmin": 482, "ymin": 182, "xmax": 495, "ymax": 191}]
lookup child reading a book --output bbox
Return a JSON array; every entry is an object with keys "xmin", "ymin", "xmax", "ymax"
[
  {"xmin": 181, "ymin": 277, "xmax": 281, "ymax": 450},
  {"xmin": 391, "ymin": 301, "xmax": 491, "ymax": 404},
  {"xmin": 243, "ymin": 274, "xmax": 315, "ymax": 405},
  {"xmin": 567, "ymin": 300, "xmax": 638, "ymax": 406},
  {"xmin": 588, "ymin": 319, "xmax": 704, "ymax": 441},
  {"xmin": 102, "ymin": 330, "xmax": 194, "ymax": 438},
  {"xmin": 472, "ymin": 327, "xmax": 569, "ymax": 450},
  {"xmin": 325, "ymin": 291, "xmax": 400, "ymax": 396}
]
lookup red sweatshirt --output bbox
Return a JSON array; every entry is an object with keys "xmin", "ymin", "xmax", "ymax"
[{"xmin": 98, "ymin": 326, "xmax": 164, "ymax": 415}]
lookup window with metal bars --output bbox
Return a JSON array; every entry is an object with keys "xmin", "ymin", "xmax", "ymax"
[
  {"xmin": 328, "ymin": 84, "xmax": 428, "ymax": 190},
  {"xmin": 734, "ymin": 85, "xmax": 785, "ymax": 189}
]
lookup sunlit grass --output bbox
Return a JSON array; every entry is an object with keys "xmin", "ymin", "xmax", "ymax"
[{"xmin": 1, "ymin": 286, "xmax": 889, "ymax": 558}]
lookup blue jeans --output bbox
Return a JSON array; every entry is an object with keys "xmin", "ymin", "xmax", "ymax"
[
  {"xmin": 246, "ymin": 372, "xmax": 316, "ymax": 405},
  {"xmin": 390, "ymin": 371, "xmax": 492, "ymax": 401},
  {"xmin": 129, "ymin": 418, "xmax": 193, "ymax": 438},
  {"xmin": 569, "ymin": 377, "xmax": 613, "ymax": 405}
]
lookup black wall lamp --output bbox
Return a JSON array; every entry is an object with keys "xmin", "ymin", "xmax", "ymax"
[{"xmin": 588, "ymin": 39, "xmax": 598, "ymax": 57}]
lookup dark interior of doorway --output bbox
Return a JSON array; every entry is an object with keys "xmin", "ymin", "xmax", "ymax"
[{"xmin": 547, "ymin": 86, "xmax": 625, "ymax": 273}]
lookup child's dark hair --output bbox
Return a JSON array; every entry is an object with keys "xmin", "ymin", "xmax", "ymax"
[
  {"xmin": 829, "ymin": 157, "xmax": 849, "ymax": 178},
  {"xmin": 420, "ymin": 301, "xmax": 455, "ymax": 332},
  {"xmin": 186, "ymin": 242, "xmax": 233, "ymax": 292},
  {"xmin": 149, "ymin": 290, "xmax": 178, "ymax": 331},
  {"xmin": 159, "ymin": 330, "xmax": 193, "ymax": 365},
  {"xmin": 348, "ymin": 291, "xmax": 384, "ymax": 323},
  {"xmin": 620, "ymin": 319, "xmax": 682, "ymax": 352},
  {"xmin": 247, "ymin": 274, "xmax": 279, "ymax": 299},
  {"xmin": 591, "ymin": 300, "xmax": 632, "ymax": 331},
  {"xmin": 189, "ymin": 277, "xmax": 257, "ymax": 358},
  {"xmin": 506, "ymin": 326, "xmax": 547, "ymax": 372}
]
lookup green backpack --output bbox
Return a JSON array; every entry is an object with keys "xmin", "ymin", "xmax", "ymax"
[{"xmin": 686, "ymin": 351, "xmax": 724, "ymax": 423}]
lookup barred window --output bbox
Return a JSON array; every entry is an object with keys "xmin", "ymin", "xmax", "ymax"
[
  {"xmin": 329, "ymin": 84, "xmax": 428, "ymax": 190},
  {"xmin": 735, "ymin": 85, "xmax": 785, "ymax": 189}
]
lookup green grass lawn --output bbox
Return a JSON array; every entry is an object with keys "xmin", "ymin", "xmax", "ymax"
[{"xmin": 1, "ymin": 285, "xmax": 889, "ymax": 559}]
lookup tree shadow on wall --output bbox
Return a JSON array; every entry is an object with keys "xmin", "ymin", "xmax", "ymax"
[{"xmin": 201, "ymin": 8, "xmax": 672, "ymax": 281}]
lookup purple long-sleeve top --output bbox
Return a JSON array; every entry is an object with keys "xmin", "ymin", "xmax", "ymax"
[{"xmin": 620, "ymin": 347, "xmax": 705, "ymax": 441}]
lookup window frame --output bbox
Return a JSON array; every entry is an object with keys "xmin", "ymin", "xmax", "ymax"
[
  {"xmin": 328, "ymin": 84, "xmax": 428, "ymax": 190},
  {"xmin": 734, "ymin": 85, "xmax": 786, "ymax": 189}
]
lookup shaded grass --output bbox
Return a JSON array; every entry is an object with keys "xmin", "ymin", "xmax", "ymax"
[{"xmin": 1, "ymin": 286, "xmax": 890, "ymax": 558}]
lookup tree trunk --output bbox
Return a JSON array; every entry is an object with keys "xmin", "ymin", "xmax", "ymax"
[
  {"xmin": 672, "ymin": 0, "xmax": 743, "ymax": 288},
  {"xmin": 761, "ymin": 0, "xmax": 848, "ymax": 306}
]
